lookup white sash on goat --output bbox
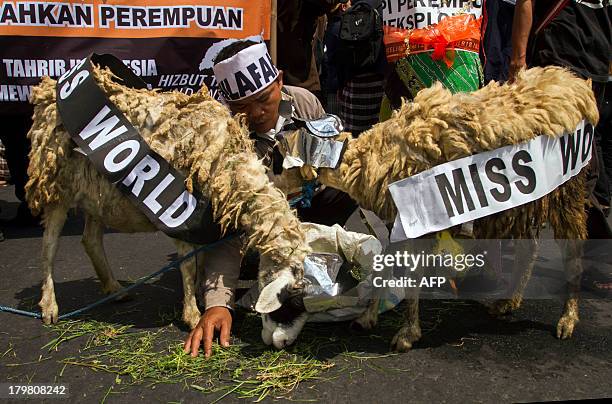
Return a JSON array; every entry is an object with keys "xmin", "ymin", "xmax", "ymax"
[
  {"xmin": 389, "ymin": 120, "xmax": 594, "ymax": 241},
  {"xmin": 56, "ymin": 53, "xmax": 221, "ymax": 244}
]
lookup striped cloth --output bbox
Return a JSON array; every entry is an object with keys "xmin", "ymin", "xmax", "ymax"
[
  {"xmin": 338, "ymin": 72, "xmax": 384, "ymax": 136},
  {"xmin": 0, "ymin": 139, "xmax": 10, "ymax": 183},
  {"xmin": 325, "ymin": 93, "xmax": 342, "ymax": 116}
]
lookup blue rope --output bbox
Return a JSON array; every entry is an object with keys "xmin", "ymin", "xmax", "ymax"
[
  {"xmin": 0, "ymin": 233, "xmax": 240, "ymax": 320},
  {"xmin": 1, "ymin": 196, "xmax": 304, "ymax": 320},
  {"xmin": 288, "ymin": 181, "xmax": 316, "ymax": 209}
]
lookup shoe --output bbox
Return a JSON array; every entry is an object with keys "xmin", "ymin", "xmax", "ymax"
[{"xmin": 581, "ymin": 265, "xmax": 612, "ymax": 298}]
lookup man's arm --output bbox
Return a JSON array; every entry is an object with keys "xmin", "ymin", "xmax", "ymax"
[
  {"xmin": 509, "ymin": 0, "xmax": 534, "ymax": 82},
  {"xmin": 183, "ymin": 237, "xmax": 242, "ymax": 357}
]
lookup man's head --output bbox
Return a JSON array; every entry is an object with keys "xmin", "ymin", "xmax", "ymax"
[
  {"xmin": 213, "ymin": 40, "xmax": 284, "ymax": 133},
  {"xmin": 333, "ymin": 0, "xmax": 351, "ymax": 13}
]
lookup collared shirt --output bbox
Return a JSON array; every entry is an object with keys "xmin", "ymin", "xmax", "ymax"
[
  {"xmin": 255, "ymin": 92, "xmax": 294, "ymax": 142},
  {"xmin": 251, "ymin": 85, "xmax": 326, "ymax": 166}
]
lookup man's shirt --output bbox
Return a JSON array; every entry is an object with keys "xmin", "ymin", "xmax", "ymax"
[{"xmin": 251, "ymin": 85, "xmax": 326, "ymax": 165}]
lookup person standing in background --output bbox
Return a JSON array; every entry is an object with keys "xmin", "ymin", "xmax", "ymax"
[
  {"xmin": 0, "ymin": 137, "xmax": 9, "ymax": 242},
  {"xmin": 0, "ymin": 115, "xmax": 37, "ymax": 227},
  {"xmin": 276, "ymin": 0, "xmax": 347, "ymax": 100},
  {"xmin": 322, "ymin": 1, "xmax": 351, "ymax": 115},
  {"xmin": 509, "ymin": 0, "xmax": 611, "ymax": 230},
  {"xmin": 0, "ymin": 138, "xmax": 9, "ymax": 187},
  {"xmin": 335, "ymin": 0, "xmax": 386, "ymax": 136},
  {"xmin": 510, "ymin": 0, "xmax": 612, "ymax": 292}
]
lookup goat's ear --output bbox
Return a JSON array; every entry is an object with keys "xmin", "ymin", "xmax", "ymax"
[{"xmin": 255, "ymin": 271, "xmax": 294, "ymax": 314}]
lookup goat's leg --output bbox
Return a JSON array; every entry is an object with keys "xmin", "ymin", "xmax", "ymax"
[
  {"xmin": 548, "ymin": 175, "xmax": 587, "ymax": 338},
  {"xmin": 39, "ymin": 205, "xmax": 68, "ymax": 324},
  {"xmin": 389, "ymin": 239, "xmax": 429, "ymax": 352},
  {"xmin": 391, "ymin": 293, "xmax": 422, "ymax": 352},
  {"xmin": 392, "ymin": 255, "xmax": 423, "ymax": 351},
  {"xmin": 352, "ymin": 297, "xmax": 380, "ymax": 330},
  {"xmin": 82, "ymin": 215, "xmax": 124, "ymax": 298},
  {"xmin": 174, "ymin": 240, "xmax": 201, "ymax": 329},
  {"xmin": 556, "ymin": 239, "xmax": 583, "ymax": 339},
  {"xmin": 488, "ymin": 238, "xmax": 539, "ymax": 315}
]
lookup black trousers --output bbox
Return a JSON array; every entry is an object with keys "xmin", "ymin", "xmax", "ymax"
[
  {"xmin": 480, "ymin": 0, "xmax": 515, "ymax": 83},
  {"xmin": 587, "ymin": 83, "xmax": 610, "ymax": 208},
  {"xmin": 596, "ymin": 82, "xmax": 612, "ymax": 206},
  {"xmin": 0, "ymin": 114, "xmax": 32, "ymax": 203},
  {"xmin": 585, "ymin": 82, "xmax": 612, "ymax": 239}
]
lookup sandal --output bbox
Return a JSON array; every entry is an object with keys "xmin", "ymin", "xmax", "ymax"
[{"xmin": 581, "ymin": 266, "xmax": 612, "ymax": 298}]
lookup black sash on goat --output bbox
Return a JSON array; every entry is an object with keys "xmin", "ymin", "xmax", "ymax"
[{"xmin": 56, "ymin": 53, "xmax": 222, "ymax": 244}]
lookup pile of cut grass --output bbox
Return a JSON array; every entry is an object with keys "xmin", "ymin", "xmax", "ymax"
[
  {"xmin": 43, "ymin": 302, "xmax": 461, "ymax": 401},
  {"xmin": 45, "ymin": 315, "xmax": 336, "ymax": 401}
]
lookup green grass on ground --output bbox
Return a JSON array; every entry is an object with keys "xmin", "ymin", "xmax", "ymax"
[{"xmin": 43, "ymin": 302, "xmax": 463, "ymax": 402}]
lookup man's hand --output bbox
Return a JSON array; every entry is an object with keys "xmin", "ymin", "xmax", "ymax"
[
  {"xmin": 508, "ymin": 58, "xmax": 527, "ymax": 84},
  {"xmin": 183, "ymin": 306, "xmax": 232, "ymax": 358}
]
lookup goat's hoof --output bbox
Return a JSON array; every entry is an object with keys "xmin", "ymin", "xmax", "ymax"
[
  {"xmin": 487, "ymin": 299, "xmax": 519, "ymax": 316},
  {"xmin": 40, "ymin": 302, "xmax": 59, "ymax": 325},
  {"xmin": 351, "ymin": 314, "xmax": 377, "ymax": 331},
  {"xmin": 391, "ymin": 326, "xmax": 421, "ymax": 352},
  {"xmin": 556, "ymin": 315, "xmax": 578, "ymax": 339},
  {"xmin": 103, "ymin": 281, "xmax": 131, "ymax": 302},
  {"xmin": 112, "ymin": 293, "xmax": 132, "ymax": 303},
  {"xmin": 183, "ymin": 307, "xmax": 202, "ymax": 330}
]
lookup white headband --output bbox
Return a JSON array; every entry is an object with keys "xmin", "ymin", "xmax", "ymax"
[{"xmin": 213, "ymin": 43, "xmax": 279, "ymax": 101}]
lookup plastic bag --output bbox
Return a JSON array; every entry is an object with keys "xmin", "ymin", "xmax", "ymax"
[
  {"xmin": 237, "ymin": 222, "xmax": 405, "ymax": 322},
  {"xmin": 384, "ymin": 14, "xmax": 482, "ymax": 67},
  {"xmin": 380, "ymin": 14, "xmax": 484, "ymax": 121}
]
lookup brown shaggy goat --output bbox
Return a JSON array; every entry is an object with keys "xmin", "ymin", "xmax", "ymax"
[
  {"xmin": 26, "ymin": 66, "xmax": 311, "ymax": 329},
  {"xmin": 276, "ymin": 67, "xmax": 599, "ymax": 351}
]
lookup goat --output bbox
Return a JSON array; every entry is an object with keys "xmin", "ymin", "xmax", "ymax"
[
  {"xmin": 26, "ymin": 65, "xmax": 311, "ymax": 331},
  {"xmin": 275, "ymin": 66, "xmax": 598, "ymax": 351}
]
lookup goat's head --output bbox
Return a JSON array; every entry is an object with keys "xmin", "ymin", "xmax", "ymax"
[{"xmin": 254, "ymin": 267, "xmax": 308, "ymax": 349}]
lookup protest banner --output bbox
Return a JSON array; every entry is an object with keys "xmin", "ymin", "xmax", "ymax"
[
  {"xmin": 0, "ymin": 0, "xmax": 272, "ymax": 116},
  {"xmin": 382, "ymin": 0, "xmax": 483, "ymax": 30}
]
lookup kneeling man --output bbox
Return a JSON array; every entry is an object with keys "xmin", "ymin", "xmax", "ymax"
[{"xmin": 184, "ymin": 39, "xmax": 356, "ymax": 357}]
